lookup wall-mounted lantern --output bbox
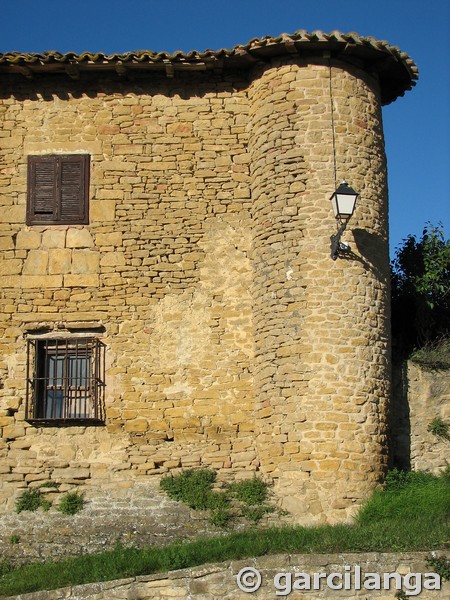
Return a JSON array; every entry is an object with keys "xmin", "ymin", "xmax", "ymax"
[{"xmin": 330, "ymin": 180, "xmax": 359, "ymax": 260}]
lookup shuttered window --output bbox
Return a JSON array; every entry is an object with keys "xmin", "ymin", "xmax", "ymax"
[{"xmin": 27, "ymin": 155, "xmax": 90, "ymax": 225}]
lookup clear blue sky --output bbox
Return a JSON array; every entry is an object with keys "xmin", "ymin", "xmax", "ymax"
[{"xmin": 1, "ymin": 0, "xmax": 449, "ymax": 257}]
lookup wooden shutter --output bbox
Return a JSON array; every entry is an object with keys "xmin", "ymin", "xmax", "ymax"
[
  {"xmin": 59, "ymin": 155, "xmax": 89, "ymax": 223},
  {"xmin": 27, "ymin": 156, "xmax": 58, "ymax": 224},
  {"xmin": 27, "ymin": 154, "xmax": 89, "ymax": 225}
]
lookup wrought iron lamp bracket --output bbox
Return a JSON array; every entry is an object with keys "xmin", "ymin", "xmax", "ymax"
[{"xmin": 330, "ymin": 218, "xmax": 352, "ymax": 260}]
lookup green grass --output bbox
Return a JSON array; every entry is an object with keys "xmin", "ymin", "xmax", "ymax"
[
  {"xmin": 1, "ymin": 470, "xmax": 449, "ymax": 597},
  {"xmin": 355, "ymin": 470, "xmax": 449, "ymax": 550}
]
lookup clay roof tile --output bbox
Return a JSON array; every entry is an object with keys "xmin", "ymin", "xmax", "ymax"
[{"xmin": 0, "ymin": 30, "xmax": 418, "ymax": 104}]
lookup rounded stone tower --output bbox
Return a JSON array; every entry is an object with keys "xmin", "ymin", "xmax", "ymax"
[{"xmin": 246, "ymin": 41, "xmax": 417, "ymax": 522}]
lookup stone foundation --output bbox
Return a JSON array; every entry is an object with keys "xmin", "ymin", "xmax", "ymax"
[{"xmin": 0, "ymin": 480, "xmax": 220, "ymax": 567}]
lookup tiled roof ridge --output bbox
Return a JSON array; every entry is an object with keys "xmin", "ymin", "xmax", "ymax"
[
  {"xmin": 0, "ymin": 29, "xmax": 418, "ymax": 105},
  {"xmin": 0, "ymin": 29, "xmax": 415, "ymax": 67}
]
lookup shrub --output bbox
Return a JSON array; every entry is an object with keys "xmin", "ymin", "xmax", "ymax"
[
  {"xmin": 241, "ymin": 505, "xmax": 273, "ymax": 523},
  {"xmin": 58, "ymin": 492, "xmax": 84, "ymax": 515},
  {"xmin": 229, "ymin": 477, "xmax": 268, "ymax": 505},
  {"xmin": 227, "ymin": 476, "xmax": 275, "ymax": 523},
  {"xmin": 209, "ymin": 507, "xmax": 232, "ymax": 528},
  {"xmin": 426, "ymin": 554, "xmax": 450, "ymax": 581},
  {"xmin": 391, "ymin": 223, "xmax": 450, "ymax": 354},
  {"xmin": 160, "ymin": 468, "xmax": 232, "ymax": 527},
  {"xmin": 160, "ymin": 469, "xmax": 217, "ymax": 511},
  {"xmin": 384, "ymin": 468, "xmax": 437, "ymax": 491},
  {"xmin": 427, "ymin": 417, "xmax": 450, "ymax": 440},
  {"xmin": 441, "ymin": 464, "xmax": 450, "ymax": 481},
  {"xmin": 160, "ymin": 469, "xmax": 275, "ymax": 527},
  {"xmin": 15, "ymin": 489, "xmax": 50, "ymax": 513}
]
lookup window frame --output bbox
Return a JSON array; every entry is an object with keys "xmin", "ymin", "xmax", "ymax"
[
  {"xmin": 25, "ymin": 337, "xmax": 105, "ymax": 425},
  {"xmin": 26, "ymin": 154, "xmax": 90, "ymax": 226}
]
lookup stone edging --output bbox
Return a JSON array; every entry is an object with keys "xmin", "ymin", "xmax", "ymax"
[{"xmin": 3, "ymin": 551, "xmax": 448, "ymax": 599}]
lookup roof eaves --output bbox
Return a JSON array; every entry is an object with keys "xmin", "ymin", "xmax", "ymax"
[{"xmin": 0, "ymin": 30, "xmax": 418, "ymax": 104}]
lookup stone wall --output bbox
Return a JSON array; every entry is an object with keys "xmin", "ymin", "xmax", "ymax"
[
  {"xmin": 391, "ymin": 361, "xmax": 450, "ymax": 472},
  {"xmin": 0, "ymin": 480, "xmax": 220, "ymax": 567},
  {"xmin": 0, "ymin": 71, "xmax": 257, "ymax": 512},
  {"xmin": 1, "ymin": 56, "xmax": 391, "ymax": 523},
  {"xmin": 3, "ymin": 552, "xmax": 447, "ymax": 599}
]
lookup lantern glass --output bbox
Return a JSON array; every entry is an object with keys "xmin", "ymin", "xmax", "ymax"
[{"xmin": 330, "ymin": 181, "xmax": 358, "ymax": 219}]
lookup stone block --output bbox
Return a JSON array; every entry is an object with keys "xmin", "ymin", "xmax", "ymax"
[
  {"xmin": 96, "ymin": 189, "xmax": 124, "ymax": 200},
  {"xmin": 21, "ymin": 275, "xmax": 63, "ymax": 288},
  {"xmin": 0, "ymin": 236, "xmax": 15, "ymax": 250},
  {"xmin": 0, "ymin": 259, "xmax": 22, "ymax": 275},
  {"xmin": 167, "ymin": 122, "xmax": 193, "ymax": 134},
  {"xmin": 71, "ymin": 250, "xmax": 100, "ymax": 274},
  {"xmin": 1, "ymin": 135, "xmax": 23, "ymax": 148},
  {"xmin": 99, "ymin": 160, "xmax": 133, "ymax": 172},
  {"xmin": 98, "ymin": 124, "xmax": 121, "ymax": 134},
  {"xmin": 51, "ymin": 468, "xmax": 90, "ymax": 480},
  {"xmin": 66, "ymin": 229, "xmax": 94, "ymax": 248},
  {"xmin": 124, "ymin": 419, "xmax": 149, "ymax": 432},
  {"xmin": 48, "ymin": 248, "xmax": 72, "ymax": 274},
  {"xmin": 95, "ymin": 232, "xmax": 123, "ymax": 247},
  {"xmin": 42, "ymin": 229, "xmax": 67, "ymax": 249},
  {"xmin": 3, "ymin": 206, "xmax": 25, "ymax": 224},
  {"xmin": 63, "ymin": 274, "xmax": 99, "ymax": 287},
  {"xmin": 100, "ymin": 252, "xmax": 126, "ymax": 267},
  {"xmin": 24, "ymin": 140, "xmax": 102, "ymax": 154},
  {"xmin": 2, "ymin": 425, "xmax": 26, "ymax": 439},
  {"xmin": 15, "ymin": 231, "xmax": 42, "ymax": 249}
]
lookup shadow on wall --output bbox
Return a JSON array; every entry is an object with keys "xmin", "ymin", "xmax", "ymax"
[
  {"xmin": 389, "ymin": 361, "xmax": 412, "ymax": 470},
  {"xmin": 334, "ymin": 228, "xmax": 388, "ymax": 283},
  {"xmin": 351, "ymin": 226, "xmax": 412, "ymax": 470},
  {"xmin": 0, "ymin": 71, "xmax": 249, "ymax": 102},
  {"xmin": 339, "ymin": 228, "xmax": 414, "ymax": 471},
  {"xmin": 352, "ymin": 228, "xmax": 388, "ymax": 281}
]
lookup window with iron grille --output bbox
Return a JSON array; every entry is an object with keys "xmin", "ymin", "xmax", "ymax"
[
  {"xmin": 26, "ymin": 338, "xmax": 105, "ymax": 424},
  {"xmin": 27, "ymin": 154, "xmax": 90, "ymax": 225}
]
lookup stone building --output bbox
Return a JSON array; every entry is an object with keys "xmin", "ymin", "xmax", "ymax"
[{"xmin": 0, "ymin": 31, "xmax": 417, "ymax": 523}]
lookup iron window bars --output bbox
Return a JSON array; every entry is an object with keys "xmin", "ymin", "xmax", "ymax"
[{"xmin": 26, "ymin": 337, "xmax": 105, "ymax": 424}]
